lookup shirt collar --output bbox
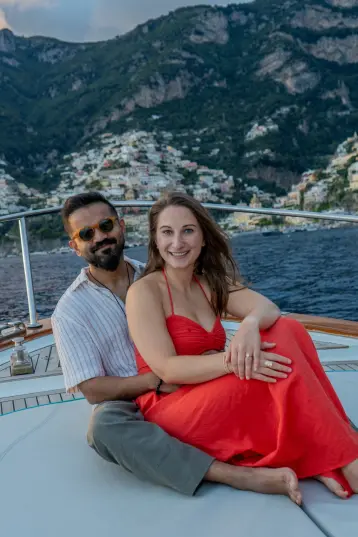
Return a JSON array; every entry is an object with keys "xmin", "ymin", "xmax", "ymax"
[{"xmin": 70, "ymin": 256, "xmax": 144, "ymax": 293}]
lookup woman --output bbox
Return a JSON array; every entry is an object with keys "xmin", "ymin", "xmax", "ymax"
[{"xmin": 126, "ymin": 192, "xmax": 358, "ymax": 503}]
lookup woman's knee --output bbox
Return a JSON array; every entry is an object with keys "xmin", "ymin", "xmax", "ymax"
[
  {"xmin": 260, "ymin": 317, "xmax": 310, "ymax": 363},
  {"xmin": 264, "ymin": 316, "xmax": 305, "ymax": 336}
]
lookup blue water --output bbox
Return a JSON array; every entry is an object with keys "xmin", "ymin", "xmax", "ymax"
[{"xmin": 0, "ymin": 226, "xmax": 357, "ymax": 323}]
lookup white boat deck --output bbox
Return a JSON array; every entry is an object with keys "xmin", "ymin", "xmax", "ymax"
[
  {"xmin": 1, "ymin": 325, "xmax": 357, "ymax": 414},
  {"xmin": 0, "ymin": 400, "xmax": 328, "ymax": 537},
  {"xmin": 0, "ymin": 321, "xmax": 357, "ymax": 537}
]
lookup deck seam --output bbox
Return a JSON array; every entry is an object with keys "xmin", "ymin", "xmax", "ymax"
[{"xmin": 301, "ymin": 503, "xmax": 335, "ymax": 537}]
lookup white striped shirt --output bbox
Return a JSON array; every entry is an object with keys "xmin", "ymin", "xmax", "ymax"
[{"xmin": 51, "ymin": 257, "xmax": 144, "ymax": 393}]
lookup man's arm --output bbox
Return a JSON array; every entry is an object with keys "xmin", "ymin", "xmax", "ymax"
[
  {"xmin": 52, "ymin": 312, "xmax": 160, "ymax": 403},
  {"xmin": 79, "ymin": 374, "xmax": 159, "ymax": 405}
]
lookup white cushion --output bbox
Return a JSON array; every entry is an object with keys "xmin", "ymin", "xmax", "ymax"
[{"xmin": 0, "ymin": 400, "xmax": 325, "ymax": 537}]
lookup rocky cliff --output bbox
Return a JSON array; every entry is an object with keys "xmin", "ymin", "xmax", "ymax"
[{"xmin": 2, "ymin": 0, "xmax": 358, "ymax": 194}]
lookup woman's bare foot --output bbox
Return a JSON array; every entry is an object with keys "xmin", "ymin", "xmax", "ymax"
[
  {"xmin": 315, "ymin": 475, "xmax": 348, "ymax": 499},
  {"xmin": 342, "ymin": 459, "xmax": 358, "ymax": 493}
]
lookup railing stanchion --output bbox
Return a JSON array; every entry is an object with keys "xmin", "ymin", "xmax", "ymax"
[{"xmin": 18, "ymin": 217, "xmax": 42, "ymax": 329}]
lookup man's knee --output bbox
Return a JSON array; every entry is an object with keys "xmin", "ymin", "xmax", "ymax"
[
  {"xmin": 87, "ymin": 404, "xmax": 107, "ymax": 452},
  {"xmin": 86, "ymin": 404, "xmax": 118, "ymax": 463},
  {"xmin": 87, "ymin": 401, "xmax": 139, "ymax": 454},
  {"xmin": 87, "ymin": 407, "xmax": 103, "ymax": 448},
  {"xmin": 85, "ymin": 402, "xmax": 213, "ymax": 494}
]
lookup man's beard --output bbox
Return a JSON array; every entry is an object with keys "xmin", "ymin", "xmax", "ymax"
[{"xmin": 84, "ymin": 236, "xmax": 125, "ymax": 271}]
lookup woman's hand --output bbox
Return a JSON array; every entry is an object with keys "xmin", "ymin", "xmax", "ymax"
[
  {"xmin": 225, "ymin": 346, "xmax": 292, "ymax": 383},
  {"xmin": 226, "ymin": 316, "xmax": 265, "ymax": 379},
  {"xmin": 249, "ymin": 348, "xmax": 292, "ymax": 383}
]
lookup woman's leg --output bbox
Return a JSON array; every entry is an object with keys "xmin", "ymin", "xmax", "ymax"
[
  {"xmin": 139, "ymin": 317, "xmax": 358, "ymax": 497},
  {"xmin": 281, "ymin": 317, "xmax": 352, "ymax": 422},
  {"xmin": 315, "ymin": 474, "xmax": 350, "ymax": 498},
  {"xmin": 343, "ymin": 460, "xmax": 358, "ymax": 492},
  {"xmin": 261, "ymin": 317, "xmax": 358, "ymax": 495}
]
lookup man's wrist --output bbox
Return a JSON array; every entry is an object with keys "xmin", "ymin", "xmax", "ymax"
[
  {"xmin": 155, "ymin": 378, "xmax": 163, "ymax": 394},
  {"xmin": 146, "ymin": 372, "xmax": 160, "ymax": 391}
]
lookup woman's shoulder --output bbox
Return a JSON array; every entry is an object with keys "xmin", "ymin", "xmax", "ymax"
[
  {"xmin": 127, "ymin": 272, "xmax": 166, "ymax": 317},
  {"xmin": 195, "ymin": 273, "xmax": 243, "ymax": 297},
  {"xmin": 129, "ymin": 271, "xmax": 162, "ymax": 297}
]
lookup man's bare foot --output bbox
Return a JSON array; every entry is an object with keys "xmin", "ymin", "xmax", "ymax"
[
  {"xmin": 342, "ymin": 459, "xmax": 358, "ymax": 493},
  {"xmin": 240, "ymin": 467, "xmax": 302, "ymax": 505},
  {"xmin": 206, "ymin": 462, "xmax": 302, "ymax": 505},
  {"xmin": 315, "ymin": 476, "xmax": 348, "ymax": 499}
]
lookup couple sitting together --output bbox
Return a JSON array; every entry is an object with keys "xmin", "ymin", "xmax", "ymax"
[{"xmin": 52, "ymin": 191, "xmax": 358, "ymax": 505}]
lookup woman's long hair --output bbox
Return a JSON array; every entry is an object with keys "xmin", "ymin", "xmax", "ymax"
[{"xmin": 142, "ymin": 191, "xmax": 244, "ymax": 316}]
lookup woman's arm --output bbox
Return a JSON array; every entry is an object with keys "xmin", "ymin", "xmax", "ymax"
[
  {"xmin": 225, "ymin": 286, "xmax": 281, "ymax": 379},
  {"xmin": 126, "ymin": 279, "xmax": 228, "ymax": 385},
  {"xmin": 226, "ymin": 286, "xmax": 281, "ymax": 329}
]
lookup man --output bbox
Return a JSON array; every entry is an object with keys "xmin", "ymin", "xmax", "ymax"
[{"xmin": 52, "ymin": 192, "xmax": 298, "ymax": 500}]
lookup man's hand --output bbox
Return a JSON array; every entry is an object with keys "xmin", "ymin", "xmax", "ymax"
[{"xmin": 159, "ymin": 382, "xmax": 181, "ymax": 394}]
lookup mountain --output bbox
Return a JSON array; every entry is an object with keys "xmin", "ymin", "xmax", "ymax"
[{"xmin": 2, "ymin": 0, "xmax": 358, "ymax": 196}]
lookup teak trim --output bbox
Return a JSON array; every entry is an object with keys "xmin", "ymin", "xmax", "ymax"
[
  {"xmin": 1, "ymin": 313, "xmax": 358, "ymax": 353},
  {"xmin": 225, "ymin": 313, "xmax": 358, "ymax": 338},
  {"xmin": 0, "ymin": 318, "xmax": 52, "ymax": 352}
]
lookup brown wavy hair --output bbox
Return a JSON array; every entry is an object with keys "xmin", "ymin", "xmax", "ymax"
[{"xmin": 142, "ymin": 191, "xmax": 244, "ymax": 316}]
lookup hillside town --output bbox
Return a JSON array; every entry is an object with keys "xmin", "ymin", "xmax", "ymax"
[
  {"xmin": 1, "ymin": 129, "xmax": 358, "ymax": 251},
  {"xmin": 276, "ymin": 134, "xmax": 358, "ymax": 210},
  {"xmin": 0, "ymin": 130, "xmax": 235, "ymax": 213}
]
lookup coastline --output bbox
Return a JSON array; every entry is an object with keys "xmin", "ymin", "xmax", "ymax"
[
  {"xmin": 2, "ymin": 225, "xmax": 358, "ymax": 324},
  {"xmin": 0, "ymin": 221, "xmax": 353, "ymax": 259}
]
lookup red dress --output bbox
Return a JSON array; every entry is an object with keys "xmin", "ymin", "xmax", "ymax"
[{"xmin": 136, "ymin": 272, "xmax": 358, "ymax": 491}]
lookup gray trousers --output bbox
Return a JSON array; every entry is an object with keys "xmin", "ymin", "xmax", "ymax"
[{"xmin": 87, "ymin": 400, "xmax": 214, "ymax": 495}]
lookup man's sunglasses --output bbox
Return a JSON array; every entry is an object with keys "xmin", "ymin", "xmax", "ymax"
[{"xmin": 71, "ymin": 216, "xmax": 118, "ymax": 242}]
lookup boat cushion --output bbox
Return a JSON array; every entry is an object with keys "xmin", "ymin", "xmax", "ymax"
[
  {"xmin": 299, "ymin": 371, "xmax": 358, "ymax": 537},
  {"xmin": 0, "ymin": 400, "xmax": 325, "ymax": 537},
  {"xmin": 327, "ymin": 371, "xmax": 358, "ymax": 428}
]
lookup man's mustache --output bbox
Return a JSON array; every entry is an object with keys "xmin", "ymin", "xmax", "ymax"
[{"xmin": 91, "ymin": 238, "xmax": 117, "ymax": 253}]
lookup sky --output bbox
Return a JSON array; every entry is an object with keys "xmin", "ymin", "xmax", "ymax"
[{"xmin": 0, "ymin": 1, "xmax": 252, "ymax": 43}]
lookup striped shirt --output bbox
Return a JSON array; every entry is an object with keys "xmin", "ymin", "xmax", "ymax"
[{"xmin": 51, "ymin": 257, "xmax": 144, "ymax": 393}]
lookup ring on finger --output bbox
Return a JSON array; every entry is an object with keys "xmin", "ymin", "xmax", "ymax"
[
  {"xmin": 264, "ymin": 360, "xmax": 273, "ymax": 368},
  {"xmin": 245, "ymin": 353, "xmax": 252, "ymax": 360}
]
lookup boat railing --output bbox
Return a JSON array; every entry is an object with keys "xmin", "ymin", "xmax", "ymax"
[{"xmin": 1, "ymin": 201, "xmax": 358, "ymax": 329}]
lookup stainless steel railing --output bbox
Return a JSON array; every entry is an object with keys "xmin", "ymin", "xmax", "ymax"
[
  {"xmin": 18, "ymin": 218, "xmax": 41, "ymax": 328},
  {"xmin": 1, "ymin": 201, "xmax": 358, "ymax": 327}
]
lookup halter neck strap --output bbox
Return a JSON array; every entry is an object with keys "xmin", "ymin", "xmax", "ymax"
[{"xmin": 162, "ymin": 269, "xmax": 210, "ymax": 315}]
